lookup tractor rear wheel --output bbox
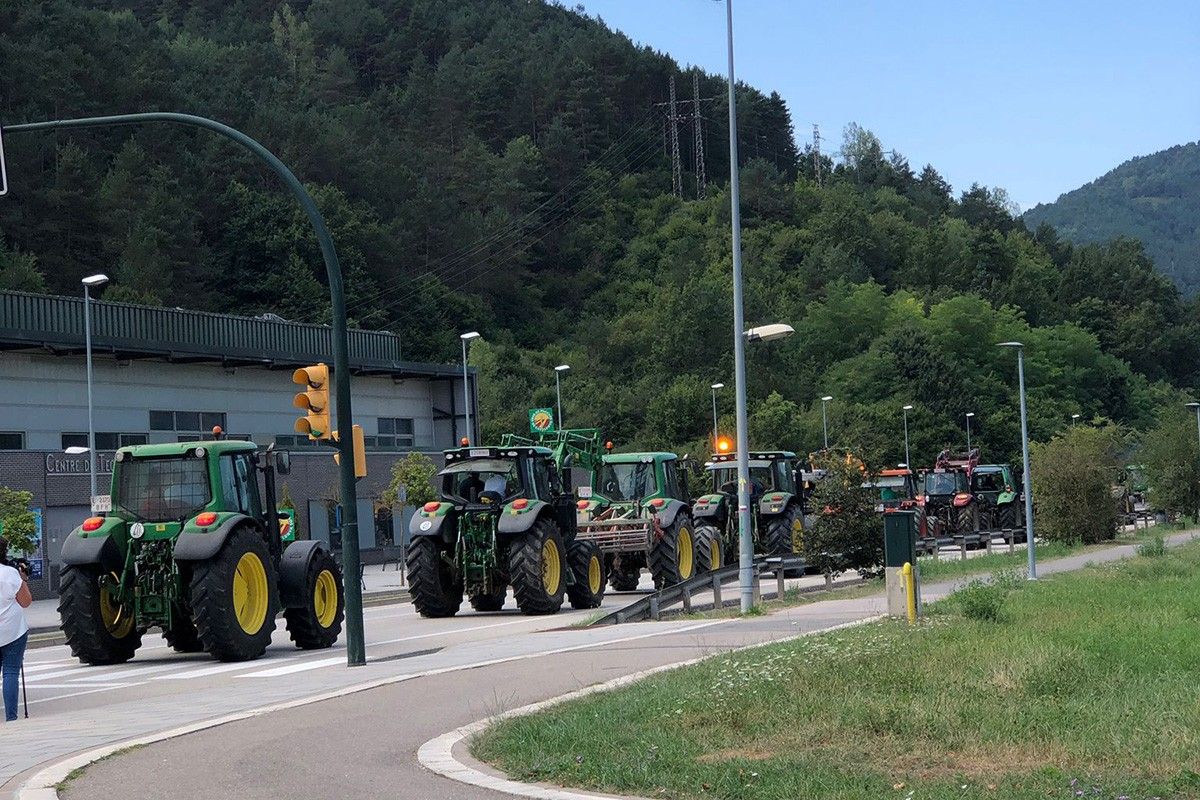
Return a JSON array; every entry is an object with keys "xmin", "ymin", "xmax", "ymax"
[
  {"xmin": 59, "ymin": 565, "xmax": 142, "ymax": 665},
  {"xmin": 609, "ymin": 558, "xmax": 641, "ymax": 591},
  {"xmin": 284, "ymin": 549, "xmax": 344, "ymax": 649},
  {"xmin": 509, "ymin": 518, "xmax": 566, "ymax": 615},
  {"xmin": 190, "ymin": 527, "xmax": 279, "ymax": 662},
  {"xmin": 407, "ymin": 536, "xmax": 463, "ymax": 618},
  {"xmin": 762, "ymin": 505, "xmax": 799, "ymax": 557},
  {"xmin": 695, "ymin": 521, "xmax": 723, "ymax": 573},
  {"xmin": 648, "ymin": 514, "xmax": 696, "ymax": 589},
  {"xmin": 469, "ymin": 586, "xmax": 507, "ymax": 612},
  {"xmin": 163, "ymin": 604, "xmax": 203, "ymax": 653},
  {"xmin": 566, "ymin": 540, "xmax": 606, "ymax": 609}
]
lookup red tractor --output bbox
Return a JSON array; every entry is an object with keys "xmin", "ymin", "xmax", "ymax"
[{"xmin": 918, "ymin": 448, "xmax": 979, "ymax": 537}]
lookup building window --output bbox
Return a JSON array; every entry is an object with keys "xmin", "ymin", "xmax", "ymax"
[
  {"xmin": 275, "ymin": 435, "xmax": 320, "ymax": 448},
  {"xmin": 150, "ymin": 410, "xmax": 227, "ymax": 434},
  {"xmin": 375, "ymin": 418, "xmax": 414, "ymax": 451},
  {"xmin": 62, "ymin": 432, "xmax": 148, "ymax": 451},
  {"xmin": 0, "ymin": 432, "xmax": 24, "ymax": 450}
]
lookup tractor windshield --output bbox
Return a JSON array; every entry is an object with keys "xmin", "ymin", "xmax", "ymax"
[
  {"xmin": 440, "ymin": 458, "xmax": 521, "ymax": 504},
  {"xmin": 595, "ymin": 462, "xmax": 655, "ymax": 502},
  {"xmin": 709, "ymin": 465, "xmax": 775, "ymax": 496},
  {"xmin": 972, "ymin": 470, "xmax": 1006, "ymax": 493},
  {"xmin": 925, "ymin": 471, "xmax": 967, "ymax": 496},
  {"xmin": 116, "ymin": 455, "xmax": 212, "ymax": 522}
]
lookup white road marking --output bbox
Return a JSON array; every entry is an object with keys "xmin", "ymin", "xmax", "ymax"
[
  {"xmin": 25, "ymin": 684, "xmax": 136, "ymax": 706},
  {"xmin": 154, "ymin": 656, "xmax": 306, "ymax": 681}
]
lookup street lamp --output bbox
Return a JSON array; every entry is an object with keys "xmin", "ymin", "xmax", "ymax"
[
  {"xmin": 554, "ymin": 364, "xmax": 570, "ymax": 427},
  {"xmin": 1071, "ymin": 413, "xmax": 1081, "ymax": 427},
  {"xmin": 1000, "ymin": 341, "xmax": 1036, "ymax": 580},
  {"xmin": 744, "ymin": 323, "xmax": 795, "ymax": 342},
  {"xmin": 965, "ymin": 412, "xmax": 975, "ymax": 451},
  {"xmin": 710, "ymin": 383, "xmax": 724, "ymax": 447},
  {"xmin": 64, "ymin": 446, "xmax": 89, "ymax": 455},
  {"xmin": 1185, "ymin": 403, "xmax": 1200, "ymax": 520},
  {"xmin": 81, "ymin": 273, "xmax": 109, "ymax": 506},
  {"xmin": 821, "ymin": 396, "xmax": 833, "ymax": 449},
  {"xmin": 902, "ymin": 405, "xmax": 914, "ymax": 469},
  {"xmin": 459, "ymin": 331, "xmax": 481, "ymax": 445}
]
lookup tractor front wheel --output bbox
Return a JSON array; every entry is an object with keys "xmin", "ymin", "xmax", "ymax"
[
  {"xmin": 407, "ymin": 536, "xmax": 463, "ymax": 618},
  {"xmin": 509, "ymin": 518, "xmax": 566, "ymax": 615},
  {"xmin": 648, "ymin": 515, "xmax": 696, "ymax": 589},
  {"xmin": 190, "ymin": 527, "xmax": 279, "ymax": 662},
  {"xmin": 284, "ymin": 549, "xmax": 344, "ymax": 649},
  {"xmin": 998, "ymin": 502, "xmax": 1020, "ymax": 530},
  {"xmin": 163, "ymin": 603, "xmax": 203, "ymax": 653},
  {"xmin": 59, "ymin": 565, "xmax": 142, "ymax": 665},
  {"xmin": 608, "ymin": 557, "xmax": 641, "ymax": 591},
  {"xmin": 566, "ymin": 540, "xmax": 606, "ymax": 609},
  {"xmin": 762, "ymin": 505, "xmax": 800, "ymax": 557},
  {"xmin": 695, "ymin": 521, "xmax": 723, "ymax": 573},
  {"xmin": 469, "ymin": 585, "xmax": 507, "ymax": 612}
]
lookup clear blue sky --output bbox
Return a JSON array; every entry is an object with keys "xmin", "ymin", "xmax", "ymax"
[{"xmin": 574, "ymin": 0, "xmax": 1200, "ymax": 211}]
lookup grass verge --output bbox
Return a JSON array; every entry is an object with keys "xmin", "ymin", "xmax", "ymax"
[{"xmin": 475, "ymin": 540, "xmax": 1200, "ymax": 800}]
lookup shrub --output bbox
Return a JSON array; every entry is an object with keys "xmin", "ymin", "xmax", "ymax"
[
  {"xmin": 1029, "ymin": 425, "xmax": 1123, "ymax": 545},
  {"xmin": 1141, "ymin": 408, "xmax": 1200, "ymax": 517},
  {"xmin": 0, "ymin": 486, "xmax": 37, "ymax": 555},
  {"xmin": 380, "ymin": 452, "xmax": 439, "ymax": 509},
  {"xmin": 1137, "ymin": 536, "xmax": 1166, "ymax": 558},
  {"xmin": 955, "ymin": 579, "xmax": 1006, "ymax": 622},
  {"xmin": 801, "ymin": 454, "xmax": 881, "ymax": 578}
]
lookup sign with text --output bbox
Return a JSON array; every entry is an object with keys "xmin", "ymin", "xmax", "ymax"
[
  {"xmin": 91, "ymin": 495, "xmax": 112, "ymax": 513},
  {"xmin": 46, "ymin": 451, "xmax": 116, "ymax": 477}
]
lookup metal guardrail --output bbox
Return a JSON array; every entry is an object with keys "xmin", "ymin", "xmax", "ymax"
[{"xmin": 590, "ymin": 553, "xmax": 807, "ymax": 625}]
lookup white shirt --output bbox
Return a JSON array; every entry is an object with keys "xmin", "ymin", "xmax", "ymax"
[
  {"xmin": 483, "ymin": 475, "xmax": 508, "ymax": 495},
  {"xmin": 0, "ymin": 564, "xmax": 29, "ymax": 647}
]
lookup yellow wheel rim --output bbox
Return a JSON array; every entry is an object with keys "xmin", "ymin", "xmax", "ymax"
[
  {"xmin": 313, "ymin": 569, "xmax": 339, "ymax": 628},
  {"xmin": 232, "ymin": 552, "xmax": 269, "ymax": 635},
  {"xmin": 710, "ymin": 540, "xmax": 721, "ymax": 570},
  {"xmin": 99, "ymin": 573, "xmax": 134, "ymax": 639},
  {"xmin": 541, "ymin": 538, "xmax": 562, "ymax": 595},
  {"xmin": 678, "ymin": 527, "xmax": 694, "ymax": 579},
  {"xmin": 792, "ymin": 517, "xmax": 805, "ymax": 552},
  {"xmin": 588, "ymin": 554, "xmax": 602, "ymax": 594}
]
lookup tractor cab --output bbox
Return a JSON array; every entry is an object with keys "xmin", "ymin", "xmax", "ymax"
[
  {"xmin": 589, "ymin": 453, "xmax": 686, "ymax": 507},
  {"xmin": 864, "ymin": 467, "xmax": 918, "ymax": 512},
  {"xmin": 705, "ymin": 451, "xmax": 798, "ymax": 501},
  {"xmin": 437, "ymin": 445, "xmax": 573, "ymax": 530}
]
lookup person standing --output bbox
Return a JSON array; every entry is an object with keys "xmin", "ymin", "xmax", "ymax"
[{"xmin": 0, "ymin": 538, "xmax": 32, "ymax": 722}]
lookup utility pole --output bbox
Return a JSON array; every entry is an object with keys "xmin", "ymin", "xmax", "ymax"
[
  {"xmin": 668, "ymin": 74, "xmax": 683, "ymax": 198},
  {"xmin": 693, "ymin": 72, "xmax": 707, "ymax": 199},
  {"xmin": 812, "ymin": 123, "xmax": 822, "ymax": 187}
]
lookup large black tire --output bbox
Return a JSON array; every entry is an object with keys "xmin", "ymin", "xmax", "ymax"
[
  {"xmin": 189, "ymin": 527, "xmax": 279, "ymax": 662},
  {"xmin": 59, "ymin": 565, "xmax": 142, "ymax": 665},
  {"xmin": 469, "ymin": 586, "xmax": 507, "ymax": 612},
  {"xmin": 695, "ymin": 521, "xmax": 723, "ymax": 573},
  {"xmin": 407, "ymin": 536, "xmax": 463, "ymax": 618},
  {"xmin": 284, "ymin": 549, "xmax": 344, "ymax": 649},
  {"xmin": 508, "ymin": 518, "xmax": 566, "ymax": 615},
  {"xmin": 566, "ymin": 540, "xmax": 606, "ymax": 609},
  {"xmin": 648, "ymin": 514, "xmax": 696, "ymax": 589},
  {"xmin": 998, "ymin": 502, "xmax": 1020, "ymax": 530},
  {"xmin": 762, "ymin": 505, "xmax": 800, "ymax": 557},
  {"xmin": 954, "ymin": 504, "xmax": 980, "ymax": 535},
  {"xmin": 163, "ymin": 604, "xmax": 204, "ymax": 653},
  {"xmin": 609, "ymin": 558, "xmax": 641, "ymax": 591}
]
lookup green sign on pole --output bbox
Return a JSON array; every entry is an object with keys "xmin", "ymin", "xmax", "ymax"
[{"xmin": 529, "ymin": 408, "xmax": 556, "ymax": 434}]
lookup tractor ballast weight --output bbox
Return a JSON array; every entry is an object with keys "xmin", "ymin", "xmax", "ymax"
[
  {"xmin": 694, "ymin": 450, "xmax": 805, "ymax": 565},
  {"xmin": 58, "ymin": 441, "xmax": 345, "ymax": 665}
]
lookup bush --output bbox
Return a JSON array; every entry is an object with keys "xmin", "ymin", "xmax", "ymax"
[
  {"xmin": 380, "ymin": 452, "xmax": 439, "ymax": 509},
  {"xmin": 1137, "ymin": 535, "xmax": 1166, "ymax": 558},
  {"xmin": 0, "ymin": 486, "xmax": 37, "ymax": 555},
  {"xmin": 1029, "ymin": 425, "xmax": 1123, "ymax": 545},
  {"xmin": 801, "ymin": 454, "xmax": 882, "ymax": 578},
  {"xmin": 955, "ymin": 579, "xmax": 1006, "ymax": 622},
  {"xmin": 1141, "ymin": 409, "xmax": 1200, "ymax": 517}
]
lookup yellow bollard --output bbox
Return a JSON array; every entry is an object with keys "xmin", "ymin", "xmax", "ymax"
[{"xmin": 902, "ymin": 561, "xmax": 917, "ymax": 625}]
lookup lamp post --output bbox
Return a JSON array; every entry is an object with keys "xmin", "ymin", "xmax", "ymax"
[
  {"xmin": 710, "ymin": 383, "xmax": 724, "ymax": 447},
  {"xmin": 460, "ymin": 331, "xmax": 480, "ymax": 445},
  {"xmin": 81, "ymin": 274, "xmax": 109, "ymax": 505},
  {"xmin": 1186, "ymin": 402, "xmax": 1200, "ymax": 521},
  {"xmin": 821, "ymin": 396, "xmax": 833, "ymax": 450},
  {"xmin": 1000, "ymin": 342, "xmax": 1036, "ymax": 580},
  {"xmin": 902, "ymin": 405, "xmax": 913, "ymax": 470},
  {"xmin": 554, "ymin": 364, "xmax": 570, "ymax": 427},
  {"xmin": 1071, "ymin": 413, "xmax": 1080, "ymax": 427},
  {"xmin": 965, "ymin": 411, "xmax": 975, "ymax": 451}
]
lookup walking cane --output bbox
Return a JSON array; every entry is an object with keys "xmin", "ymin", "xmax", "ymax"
[{"xmin": 21, "ymin": 662, "xmax": 28, "ymax": 718}]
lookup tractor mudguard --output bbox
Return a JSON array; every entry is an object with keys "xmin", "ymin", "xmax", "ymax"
[
  {"xmin": 497, "ymin": 500, "xmax": 548, "ymax": 536},
  {"xmin": 60, "ymin": 532, "xmax": 123, "ymax": 572},
  {"xmin": 410, "ymin": 511, "xmax": 457, "ymax": 544},
  {"xmin": 758, "ymin": 492, "xmax": 796, "ymax": 518},
  {"xmin": 278, "ymin": 539, "xmax": 328, "ymax": 608},
  {"xmin": 650, "ymin": 498, "xmax": 688, "ymax": 528},
  {"xmin": 173, "ymin": 514, "xmax": 252, "ymax": 562},
  {"xmin": 691, "ymin": 493, "xmax": 726, "ymax": 521}
]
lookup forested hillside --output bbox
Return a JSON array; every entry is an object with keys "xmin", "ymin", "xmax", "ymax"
[
  {"xmin": 0, "ymin": 0, "xmax": 1196, "ymax": 468},
  {"xmin": 1024, "ymin": 142, "xmax": 1200, "ymax": 295}
]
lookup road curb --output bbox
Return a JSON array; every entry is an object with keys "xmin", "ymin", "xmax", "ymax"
[{"xmin": 416, "ymin": 616, "xmax": 885, "ymax": 800}]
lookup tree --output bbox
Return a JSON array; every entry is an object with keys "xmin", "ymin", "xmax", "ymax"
[
  {"xmin": 380, "ymin": 452, "xmax": 439, "ymax": 510},
  {"xmin": 0, "ymin": 487, "xmax": 37, "ymax": 556},
  {"xmin": 800, "ymin": 455, "xmax": 881, "ymax": 578},
  {"xmin": 1140, "ymin": 410, "xmax": 1200, "ymax": 518},
  {"xmin": 1029, "ymin": 425, "xmax": 1123, "ymax": 544}
]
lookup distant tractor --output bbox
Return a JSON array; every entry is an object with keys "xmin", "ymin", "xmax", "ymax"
[
  {"xmin": 59, "ymin": 441, "xmax": 344, "ymax": 664},
  {"xmin": 920, "ymin": 449, "xmax": 979, "ymax": 536},
  {"xmin": 406, "ymin": 443, "xmax": 604, "ymax": 617},
  {"xmin": 692, "ymin": 450, "xmax": 804, "ymax": 564},
  {"xmin": 577, "ymin": 448, "xmax": 702, "ymax": 590},
  {"xmin": 971, "ymin": 463, "xmax": 1024, "ymax": 531},
  {"xmin": 864, "ymin": 467, "xmax": 936, "ymax": 539}
]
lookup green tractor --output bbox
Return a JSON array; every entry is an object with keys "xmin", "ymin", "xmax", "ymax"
[
  {"xmin": 692, "ymin": 450, "xmax": 804, "ymax": 563},
  {"xmin": 971, "ymin": 463, "xmax": 1024, "ymax": 531},
  {"xmin": 58, "ymin": 441, "xmax": 344, "ymax": 665},
  {"xmin": 577, "ymin": 448, "xmax": 706, "ymax": 591},
  {"xmin": 406, "ymin": 442, "xmax": 605, "ymax": 618}
]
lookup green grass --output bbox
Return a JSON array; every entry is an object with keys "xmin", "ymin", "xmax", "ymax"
[{"xmin": 475, "ymin": 541, "xmax": 1200, "ymax": 800}]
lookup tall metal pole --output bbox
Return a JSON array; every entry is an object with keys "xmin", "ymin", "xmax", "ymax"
[
  {"xmin": 83, "ymin": 284, "xmax": 97, "ymax": 502},
  {"xmin": 821, "ymin": 399, "xmax": 829, "ymax": 450},
  {"xmin": 461, "ymin": 338, "xmax": 471, "ymax": 445},
  {"xmin": 556, "ymin": 371, "xmax": 563, "ymax": 427},
  {"xmin": 7, "ymin": 113, "xmax": 365, "ymax": 665},
  {"xmin": 724, "ymin": 0, "xmax": 755, "ymax": 614},
  {"xmin": 1015, "ymin": 348, "xmax": 1036, "ymax": 579},
  {"xmin": 711, "ymin": 386, "xmax": 720, "ymax": 446},
  {"xmin": 902, "ymin": 407, "xmax": 911, "ymax": 468},
  {"xmin": 1187, "ymin": 403, "xmax": 1200, "ymax": 521},
  {"xmin": 966, "ymin": 413, "xmax": 972, "ymax": 451}
]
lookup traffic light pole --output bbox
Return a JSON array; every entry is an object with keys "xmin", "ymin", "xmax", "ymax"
[{"xmin": 4, "ymin": 113, "xmax": 366, "ymax": 666}]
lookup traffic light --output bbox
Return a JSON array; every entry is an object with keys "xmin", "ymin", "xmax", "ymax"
[
  {"xmin": 333, "ymin": 424, "xmax": 368, "ymax": 479},
  {"xmin": 292, "ymin": 363, "xmax": 331, "ymax": 440}
]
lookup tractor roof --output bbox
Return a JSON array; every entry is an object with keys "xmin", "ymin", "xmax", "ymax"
[
  {"xmin": 444, "ymin": 445, "xmax": 552, "ymax": 462},
  {"xmin": 709, "ymin": 451, "xmax": 795, "ymax": 463},
  {"xmin": 602, "ymin": 452, "xmax": 676, "ymax": 465},
  {"xmin": 974, "ymin": 464, "xmax": 1010, "ymax": 473},
  {"xmin": 119, "ymin": 440, "xmax": 257, "ymax": 458}
]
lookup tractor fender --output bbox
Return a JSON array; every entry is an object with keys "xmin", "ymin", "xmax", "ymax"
[
  {"xmin": 691, "ymin": 494, "xmax": 726, "ymax": 521},
  {"xmin": 649, "ymin": 498, "xmax": 688, "ymax": 528},
  {"xmin": 278, "ymin": 539, "xmax": 330, "ymax": 609},
  {"xmin": 60, "ymin": 532, "xmax": 123, "ymax": 572},
  {"xmin": 173, "ymin": 514, "xmax": 253, "ymax": 562},
  {"xmin": 497, "ymin": 501, "xmax": 549, "ymax": 536},
  {"xmin": 758, "ymin": 492, "xmax": 797, "ymax": 518},
  {"xmin": 410, "ymin": 511, "xmax": 455, "ymax": 543}
]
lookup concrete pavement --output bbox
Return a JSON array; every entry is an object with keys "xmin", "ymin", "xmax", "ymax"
[{"xmin": 40, "ymin": 530, "xmax": 1196, "ymax": 800}]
